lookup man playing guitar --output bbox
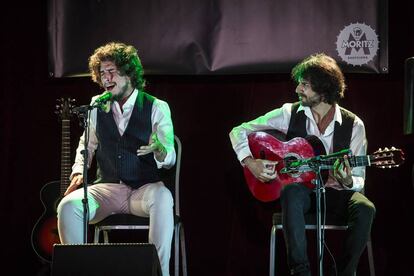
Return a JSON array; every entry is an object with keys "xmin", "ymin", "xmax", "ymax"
[{"xmin": 229, "ymin": 53, "xmax": 375, "ymax": 276}]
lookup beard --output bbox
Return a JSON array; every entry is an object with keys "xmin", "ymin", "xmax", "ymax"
[
  {"xmin": 299, "ymin": 93, "xmax": 323, "ymax": 107},
  {"xmin": 113, "ymin": 83, "xmax": 132, "ymax": 101}
]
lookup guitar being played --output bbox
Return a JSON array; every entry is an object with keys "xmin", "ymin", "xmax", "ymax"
[{"xmin": 242, "ymin": 131, "xmax": 404, "ymax": 202}]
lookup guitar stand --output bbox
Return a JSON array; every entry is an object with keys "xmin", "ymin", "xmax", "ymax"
[{"xmin": 309, "ymin": 162, "xmax": 325, "ymax": 276}]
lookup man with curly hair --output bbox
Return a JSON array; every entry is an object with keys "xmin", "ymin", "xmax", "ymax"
[
  {"xmin": 230, "ymin": 53, "xmax": 375, "ymax": 276},
  {"xmin": 57, "ymin": 42, "xmax": 175, "ymax": 276}
]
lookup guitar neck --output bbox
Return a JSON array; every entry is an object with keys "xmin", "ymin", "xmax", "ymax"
[
  {"xmin": 60, "ymin": 119, "xmax": 71, "ymax": 196},
  {"xmin": 319, "ymin": 155, "xmax": 371, "ymax": 169}
]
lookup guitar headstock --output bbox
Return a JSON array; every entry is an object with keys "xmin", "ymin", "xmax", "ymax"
[
  {"xmin": 55, "ymin": 98, "xmax": 75, "ymax": 120},
  {"xmin": 370, "ymin": 147, "xmax": 405, "ymax": 168}
]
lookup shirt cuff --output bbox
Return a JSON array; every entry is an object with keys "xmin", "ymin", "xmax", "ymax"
[
  {"xmin": 350, "ymin": 176, "xmax": 364, "ymax": 191},
  {"xmin": 237, "ymin": 149, "xmax": 253, "ymax": 165},
  {"xmin": 154, "ymin": 150, "xmax": 174, "ymax": 168},
  {"xmin": 70, "ymin": 166, "xmax": 83, "ymax": 180}
]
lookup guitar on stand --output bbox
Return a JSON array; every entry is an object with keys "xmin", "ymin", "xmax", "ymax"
[
  {"xmin": 31, "ymin": 98, "xmax": 74, "ymax": 263},
  {"xmin": 243, "ymin": 131, "xmax": 405, "ymax": 202}
]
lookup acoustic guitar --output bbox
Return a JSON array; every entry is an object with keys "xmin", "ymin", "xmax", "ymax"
[
  {"xmin": 244, "ymin": 131, "xmax": 404, "ymax": 202},
  {"xmin": 31, "ymin": 98, "xmax": 74, "ymax": 263}
]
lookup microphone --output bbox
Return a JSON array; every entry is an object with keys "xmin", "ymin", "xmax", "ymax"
[
  {"xmin": 286, "ymin": 160, "xmax": 303, "ymax": 169},
  {"xmin": 319, "ymin": 148, "xmax": 352, "ymax": 160},
  {"xmin": 280, "ymin": 157, "xmax": 308, "ymax": 173},
  {"xmin": 93, "ymin": 91, "xmax": 113, "ymax": 105},
  {"xmin": 281, "ymin": 149, "xmax": 352, "ymax": 174}
]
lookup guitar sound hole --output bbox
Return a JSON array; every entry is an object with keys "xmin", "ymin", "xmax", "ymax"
[
  {"xmin": 284, "ymin": 156, "xmax": 300, "ymax": 176},
  {"xmin": 259, "ymin": 150, "xmax": 266, "ymax": 159}
]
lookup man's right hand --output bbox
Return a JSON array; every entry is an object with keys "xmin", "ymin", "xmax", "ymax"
[
  {"xmin": 64, "ymin": 173, "xmax": 83, "ymax": 196},
  {"xmin": 243, "ymin": 157, "xmax": 278, "ymax": 183}
]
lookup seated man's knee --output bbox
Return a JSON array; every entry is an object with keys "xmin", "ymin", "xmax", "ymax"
[
  {"xmin": 281, "ymin": 183, "xmax": 305, "ymax": 201},
  {"xmin": 357, "ymin": 200, "xmax": 376, "ymax": 221},
  {"xmin": 57, "ymin": 196, "xmax": 82, "ymax": 218},
  {"xmin": 154, "ymin": 184, "xmax": 174, "ymax": 208}
]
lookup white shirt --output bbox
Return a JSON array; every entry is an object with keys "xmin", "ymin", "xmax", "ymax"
[
  {"xmin": 229, "ymin": 103, "xmax": 367, "ymax": 191},
  {"xmin": 71, "ymin": 89, "xmax": 176, "ymax": 178}
]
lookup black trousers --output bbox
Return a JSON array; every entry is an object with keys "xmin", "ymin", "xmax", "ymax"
[{"xmin": 280, "ymin": 183, "xmax": 376, "ymax": 276}]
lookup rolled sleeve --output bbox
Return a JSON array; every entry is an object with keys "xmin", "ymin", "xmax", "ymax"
[{"xmin": 152, "ymin": 99, "xmax": 176, "ymax": 169}]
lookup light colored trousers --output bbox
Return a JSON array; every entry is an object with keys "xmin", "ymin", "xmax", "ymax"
[{"xmin": 57, "ymin": 182, "xmax": 174, "ymax": 276}]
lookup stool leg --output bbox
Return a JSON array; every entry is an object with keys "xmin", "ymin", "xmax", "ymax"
[
  {"xmin": 174, "ymin": 223, "xmax": 179, "ymax": 276},
  {"xmin": 270, "ymin": 225, "xmax": 276, "ymax": 276},
  {"xmin": 103, "ymin": 230, "xmax": 109, "ymax": 243},
  {"xmin": 180, "ymin": 223, "xmax": 188, "ymax": 276},
  {"xmin": 94, "ymin": 227, "xmax": 100, "ymax": 243},
  {"xmin": 366, "ymin": 236, "xmax": 375, "ymax": 276}
]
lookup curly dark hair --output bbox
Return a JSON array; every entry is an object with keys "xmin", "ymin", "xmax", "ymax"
[
  {"xmin": 291, "ymin": 53, "xmax": 345, "ymax": 104},
  {"xmin": 88, "ymin": 42, "xmax": 145, "ymax": 91}
]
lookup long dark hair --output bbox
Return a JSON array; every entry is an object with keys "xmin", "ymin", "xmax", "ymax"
[{"xmin": 291, "ymin": 53, "xmax": 345, "ymax": 104}]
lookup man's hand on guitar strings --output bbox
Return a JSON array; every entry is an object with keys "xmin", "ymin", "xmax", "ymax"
[
  {"xmin": 333, "ymin": 155, "xmax": 353, "ymax": 188},
  {"xmin": 243, "ymin": 157, "xmax": 278, "ymax": 183}
]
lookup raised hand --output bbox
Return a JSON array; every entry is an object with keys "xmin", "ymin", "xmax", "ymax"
[{"xmin": 136, "ymin": 123, "xmax": 167, "ymax": 161}]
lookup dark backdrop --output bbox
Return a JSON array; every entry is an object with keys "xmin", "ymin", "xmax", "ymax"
[
  {"xmin": 47, "ymin": 0, "xmax": 387, "ymax": 76},
  {"xmin": 1, "ymin": 1, "xmax": 413, "ymax": 276}
]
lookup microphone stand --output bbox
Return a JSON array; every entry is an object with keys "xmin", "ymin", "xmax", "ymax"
[
  {"xmin": 72, "ymin": 103, "xmax": 103, "ymax": 243},
  {"xmin": 283, "ymin": 148, "xmax": 351, "ymax": 276},
  {"xmin": 309, "ymin": 157, "xmax": 325, "ymax": 276}
]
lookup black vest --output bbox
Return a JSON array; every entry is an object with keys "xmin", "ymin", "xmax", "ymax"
[
  {"xmin": 95, "ymin": 92, "xmax": 160, "ymax": 189},
  {"xmin": 286, "ymin": 102, "xmax": 355, "ymax": 153}
]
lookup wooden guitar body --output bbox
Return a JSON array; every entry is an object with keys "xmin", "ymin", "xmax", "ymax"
[
  {"xmin": 31, "ymin": 181, "xmax": 61, "ymax": 262},
  {"xmin": 243, "ymin": 131, "xmax": 326, "ymax": 202}
]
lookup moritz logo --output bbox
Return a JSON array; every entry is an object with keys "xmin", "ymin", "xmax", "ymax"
[{"xmin": 336, "ymin": 23, "xmax": 379, "ymax": 66}]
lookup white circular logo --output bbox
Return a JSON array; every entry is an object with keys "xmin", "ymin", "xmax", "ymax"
[{"xmin": 336, "ymin": 23, "xmax": 379, "ymax": 66}]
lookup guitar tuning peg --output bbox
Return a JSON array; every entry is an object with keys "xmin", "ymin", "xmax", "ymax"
[
  {"xmin": 384, "ymin": 147, "xmax": 389, "ymax": 151},
  {"xmin": 391, "ymin": 146, "xmax": 396, "ymax": 150}
]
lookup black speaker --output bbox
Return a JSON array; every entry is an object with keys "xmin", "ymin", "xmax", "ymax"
[{"xmin": 51, "ymin": 243, "xmax": 161, "ymax": 276}]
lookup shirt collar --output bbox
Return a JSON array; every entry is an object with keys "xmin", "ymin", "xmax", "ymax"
[
  {"xmin": 122, "ymin": 88, "xmax": 139, "ymax": 110},
  {"xmin": 297, "ymin": 103, "xmax": 343, "ymax": 125},
  {"xmin": 333, "ymin": 104, "xmax": 343, "ymax": 125},
  {"xmin": 110, "ymin": 88, "xmax": 139, "ymax": 114}
]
